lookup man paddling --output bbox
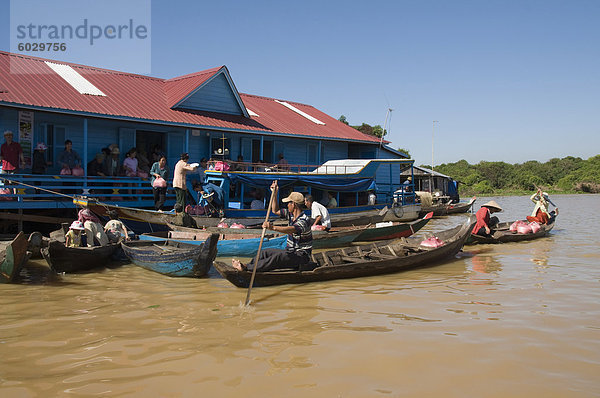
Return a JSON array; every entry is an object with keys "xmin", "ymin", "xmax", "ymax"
[{"xmin": 232, "ymin": 180, "xmax": 312, "ymax": 272}]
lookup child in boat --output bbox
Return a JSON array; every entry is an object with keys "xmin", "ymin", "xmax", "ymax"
[
  {"xmin": 104, "ymin": 210, "xmax": 129, "ymax": 243},
  {"xmin": 65, "ymin": 221, "xmax": 85, "ymax": 248}
]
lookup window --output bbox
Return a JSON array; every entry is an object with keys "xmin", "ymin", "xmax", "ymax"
[{"xmin": 211, "ymin": 137, "xmax": 230, "ymax": 158}]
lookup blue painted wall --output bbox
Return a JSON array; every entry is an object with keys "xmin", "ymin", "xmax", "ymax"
[{"xmin": 176, "ymin": 73, "xmax": 243, "ymax": 115}]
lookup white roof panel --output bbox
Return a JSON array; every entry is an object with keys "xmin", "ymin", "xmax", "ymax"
[
  {"xmin": 275, "ymin": 100, "xmax": 325, "ymax": 125},
  {"xmin": 45, "ymin": 61, "xmax": 106, "ymax": 96}
]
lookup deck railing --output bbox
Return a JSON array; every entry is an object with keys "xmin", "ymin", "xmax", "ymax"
[
  {"xmin": 0, "ymin": 173, "xmax": 176, "ymax": 210},
  {"xmin": 208, "ymin": 160, "xmax": 367, "ymax": 175}
]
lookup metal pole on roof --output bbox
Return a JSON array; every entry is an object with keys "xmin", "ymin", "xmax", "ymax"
[{"xmin": 380, "ymin": 108, "xmax": 393, "ymax": 149}]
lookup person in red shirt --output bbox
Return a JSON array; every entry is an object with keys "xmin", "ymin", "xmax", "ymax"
[
  {"xmin": 472, "ymin": 200, "xmax": 502, "ymax": 236},
  {"xmin": 0, "ymin": 130, "xmax": 24, "ymax": 174}
]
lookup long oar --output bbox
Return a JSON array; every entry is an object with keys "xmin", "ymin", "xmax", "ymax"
[{"xmin": 244, "ymin": 190, "xmax": 276, "ymax": 306}]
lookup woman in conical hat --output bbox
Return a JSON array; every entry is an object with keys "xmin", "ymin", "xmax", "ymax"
[{"xmin": 472, "ymin": 200, "xmax": 503, "ymax": 237}]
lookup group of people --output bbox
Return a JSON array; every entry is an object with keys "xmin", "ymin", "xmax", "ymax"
[
  {"xmin": 472, "ymin": 188, "xmax": 558, "ymax": 237},
  {"xmin": 65, "ymin": 209, "xmax": 129, "ymax": 248}
]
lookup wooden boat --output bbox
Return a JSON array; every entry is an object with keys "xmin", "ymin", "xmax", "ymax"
[
  {"xmin": 157, "ymin": 212, "xmax": 434, "ymax": 255},
  {"xmin": 42, "ymin": 240, "xmax": 120, "ymax": 273},
  {"xmin": 213, "ymin": 215, "xmax": 476, "ymax": 287},
  {"xmin": 467, "ymin": 217, "xmax": 556, "ymax": 244},
  {"xmin": 121, "ymin": 234, "xmax": 219, "ymax": 277},
  {"xmin": 143, "ymin": 225, "xmax": 364, "ymax": 255},
  {"xmin": 41, "ymin": 225, "xmax": 121, "ymax": 273},
  {"xmin": 0, "ymin": 232, "xmax": 31, "ymax": 283},
  {"xmin": 353, "ymin": 212, "xmax": 433, "ymax": 241},
  {"xmin": 419, "ymin": 196, "xmax": 476, "ymax": 217},
  {"xmin": 139, "ymin": 230, "xmax": 287, "ymax": 257}
]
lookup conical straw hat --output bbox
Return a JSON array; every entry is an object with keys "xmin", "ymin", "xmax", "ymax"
[{"xmin": 481, "ymin": 200, "xmax": 502, "ymax": 212}]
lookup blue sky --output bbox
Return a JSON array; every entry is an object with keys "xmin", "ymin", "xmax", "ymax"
[{"xmin": 2, "ymin": 0, "xmax": 598, "ymax": 166}]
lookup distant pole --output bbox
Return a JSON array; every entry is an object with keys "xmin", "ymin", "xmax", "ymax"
[
  {"xmin": 380, "ymin": 108, "xmax": 393, "ymax": 149},
  {"xmin": 431, "ymin": 120, "xmax": 438, "ymax": 192}
]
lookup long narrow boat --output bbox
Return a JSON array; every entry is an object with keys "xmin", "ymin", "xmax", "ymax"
[
  {"xmin": 213, "ymin": 215, "xmax": 476, "ymax": 287},
  {"xmin": 121, "ymin": 234, "xmax": 219, "ymax": 277},
  {"xmin": 419, "ymin": 197, "xmax": 476, "ymax": 217},
  {"xmin": 0, "ymin": 232, "xmax": 31, "ymax": 283},
  {"xmin": 158, "ymin": 212, "xmax": 434, "ymax": 255},
  {"xmin": 467, "ymin": 217, "xmax": 556, "ymax": 245},
  {"xmin": 141, "ymin": 225, "xmax": 361, "ymax": 254},
  {"xmin": 353, "ymin": 212, "xmax": 433, "ymax": 241},
  {"xmin": 139, "ymin": 230, "xmax": 287, "ymax": 257}
]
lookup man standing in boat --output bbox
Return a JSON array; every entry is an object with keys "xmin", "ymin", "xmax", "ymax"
[{"xmin": 232, "ymin": 180, "xmax": 312, "ymax": 272}]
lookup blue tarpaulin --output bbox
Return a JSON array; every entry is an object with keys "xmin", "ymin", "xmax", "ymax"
[{"xmin": 227, "ymin": 173, "xmax": 376, "ymax": 192}]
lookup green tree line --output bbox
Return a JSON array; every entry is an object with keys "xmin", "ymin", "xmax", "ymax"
[
  {"xmin": 430, "ymin": 155, "xmax": 600, "ymax": 195},
  {"xmin": 338, "ymin": 116, "xmax": 598, "ymax": 194}
]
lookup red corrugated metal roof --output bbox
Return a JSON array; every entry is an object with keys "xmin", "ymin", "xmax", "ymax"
[
  {"xmin": 164, "ymin": 66, "xmax": 222, "ymax": 108},
  {"xmin": 0, "ymin": 51, "xmax": 382, "ymax": 144}
]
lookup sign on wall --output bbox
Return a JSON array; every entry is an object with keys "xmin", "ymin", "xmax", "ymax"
[{"xmin": 18, "ymin": 110, "xmax": 33, "ymax": 168}]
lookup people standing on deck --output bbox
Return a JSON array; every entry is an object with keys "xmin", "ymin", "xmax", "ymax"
[
  {"xmin": 151, "ymin": 144, "xmax": 165, "ymax": 164},
  {"xmin": 87, "ymin": 153, "xmax": 106, "ymax": 176},
  {"xmin": 197, "ymin": 157, "xmax": 208, "ymax": 181},
  {"xmin": 305, "ymin": 194, "xmax": 331, "ymax": 231},
  {"xmin": 123, "ymin": 148, "xmax": 138, "ymax": 177},
  {"xmin": 65, "ymin": 221, "xmax": 85, "ymax": 248},
  {"xmin": 367, "ymin": 190, "xmax": 377, "ymax": 205},
  {"xmin": 103, "ymin": 146, "xmax": 123, "ymax": 176},
  {"xmin": 31, "ymin": 143, "xmax": 51, "ymax": 194},
  {"xmin": 58, "ymin": 140, "xmax": 81, "ymax": 171},
  {"xmin": 326, "ymin": 191, "xmax": 338, "ymax": 209},
  {"xmin": 527, "ymin": 189, "xmax": 558, "ymax": 224},
  {"xmin": 77, "ymin": 208, "xmax": 109, "ymax": 247},
  {"xmin": 232, "ymin": 154, "xmax": 247, "ymax": 171},
  {"xmin": 173, "ymin": 153, "xmax": 198, "ymax": 210},
  {"xmin": 249, "ymin": 188, "xmax": 265, "ymax": 209},
  {"xmin": 136, "ymin": 148, "xmax": 151, "ymax": 175},
  {"xmin": 472, "ymin": 200, "xmax": 502, "ymax": 237},
  {"xmin": 150, "ymin": 155, "xmax": 169, "ymax": 211},
  {"xmin": 32, "ymin": 143, "xmax": 51, "ymax": 175},
  {"xmin": 1, "ymin": 130, "xmax": 24, "ymax": 177},
  {"xmin": 232, "ymin": 180, "xmax": 312, "ymax": 272},
  {"xmin": 403, "ymin": 176, "xmax": 413, "ymax": 193},
  {"xmin": 275, "ymin": 153, "xmax": 289, "ymax": 171}
]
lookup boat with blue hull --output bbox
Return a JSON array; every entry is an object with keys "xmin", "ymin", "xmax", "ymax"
[
  {"xmin": 203, "ymin": 159, "xmax": 421, "ymax": 222},
  {"xmin": 121, "ymin": 234, "xmax": 219, "ymax": 277},
  {"xmin": 139, "ymin": 230, "xmax": 287, "ymax": 258}
]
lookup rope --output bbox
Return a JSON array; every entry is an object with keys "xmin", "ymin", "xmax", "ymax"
[{"xmin": 0, "ymin": 176, "xmax": 74, "ymax": 199}]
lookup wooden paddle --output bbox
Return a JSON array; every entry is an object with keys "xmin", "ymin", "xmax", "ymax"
[{"xmin": 244, "ymin": 187, "xmax": 277, "ymax": 306}]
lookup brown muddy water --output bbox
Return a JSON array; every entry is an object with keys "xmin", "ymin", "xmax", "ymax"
[{"xmin": 1, "ymin": 194, "xmax": 599, "ymax": 397}]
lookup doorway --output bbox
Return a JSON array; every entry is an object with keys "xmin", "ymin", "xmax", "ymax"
[{"xmin": 136, "ymin": 130, "xmax": 165, "ymax": 163}]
